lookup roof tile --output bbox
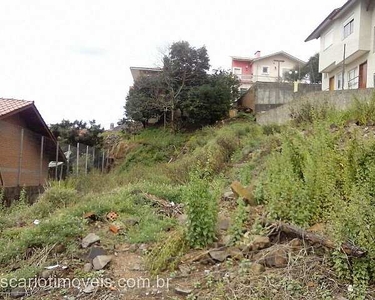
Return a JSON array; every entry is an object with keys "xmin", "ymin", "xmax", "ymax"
[{"xmin": 0, "ymin": 98, "xmax": 33, "ymax": 118}]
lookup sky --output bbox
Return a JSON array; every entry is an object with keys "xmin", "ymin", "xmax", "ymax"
[{"xmin": 0, "ymin": 0, "xmax": 345, "ymax": 129}]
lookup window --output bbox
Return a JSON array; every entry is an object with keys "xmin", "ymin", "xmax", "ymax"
[
  {"xmin": 348, "ymin": 67, "xmax": 357, "ymax": 89},
  {"xmin": 337, "ymin": 73, "xmax": 343, "ymax": 90},
  {"xmin": 344, "ymin": 19, "xmax": 354, "ymax": 39},
  {"xmin": 262, "ymin": 66, "xmax": 269, "ymax": 74},
  {"xmin": 233, "ymin": 67, "xmax": 242, "ymax": 75},
  {"xmin": 324, "ymin": 30, "xmax": 333, "ymax": 50}
]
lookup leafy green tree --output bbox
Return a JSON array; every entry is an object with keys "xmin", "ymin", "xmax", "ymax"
[
  {"xmin": 125, "ymin": 41, "xmax": 238, "ymax": 129},
  {"xmin": 183, "ymin": 70, "xmax": 240, "ymax": 126},
  {"xmin": 284, "ymin": 53, "xmax": 321, "ymax": 84},
  {"xmin": 50, "ymin": 120, "xmax": 104, "ymax": 146}
]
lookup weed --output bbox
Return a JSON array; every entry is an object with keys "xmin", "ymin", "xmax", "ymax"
[{"xmin": 228, "ymin": 198, "xmax": 248, "ymax": 245}]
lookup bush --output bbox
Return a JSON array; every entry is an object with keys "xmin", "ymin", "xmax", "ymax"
[{"xmin": 183, "ymin": 170, "xmax": 221, "ymax": 248}]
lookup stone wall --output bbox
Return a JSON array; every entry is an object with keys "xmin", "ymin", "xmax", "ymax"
[{"xmin": 256, "ymin": 88, "xmax": 375, "ymax": 125}]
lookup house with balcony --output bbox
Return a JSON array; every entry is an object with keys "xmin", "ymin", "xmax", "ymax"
[
  {"xmin": 305, "ymin": 0, "xmax": 375, "ymax": 91},
  {"xmin": 231, "ymin": 51, "xmax": 306, "ymax": 92},
  {"xmin": 130, "ymin": 66, "xmax": 162, "ymax": 83}
]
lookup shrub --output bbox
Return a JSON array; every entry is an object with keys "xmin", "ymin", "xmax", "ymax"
[
  {"xmin": 183, "ymin": 170, "xmax": 221, "ymax": 248},
  {"xmin": 228, "ymin": 198, "xmax": 248, "ymax": 245}
]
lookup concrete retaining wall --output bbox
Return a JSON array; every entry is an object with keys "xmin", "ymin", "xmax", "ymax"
[{"xmin": 256, "ymin": 88, "xmax": 375, "ymax": 125}]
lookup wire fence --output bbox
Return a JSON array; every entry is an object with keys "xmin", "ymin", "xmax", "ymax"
[{"xmin": 0, "ymin": 120, "xmax": 109, "ymax": 188}]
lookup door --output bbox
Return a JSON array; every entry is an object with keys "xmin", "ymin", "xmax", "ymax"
[
  {"xmin": 329, "ymin": 77, "xmax": 335, "ymax": 91},
  {"xmin": 359, "ymin": 62, "xmax": 368, "ymax": 89}
]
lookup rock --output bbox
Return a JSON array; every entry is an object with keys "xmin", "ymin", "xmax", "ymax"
[
  {"xmin": 131, "ymin": 263, "xmax": 145, "ymax": 271},
  {"xmin": 250, "ymin": 236, "xmax": 270, "ymax": 251},
  {"xmin": 289, "ymin": 238, "xmax": 302, "ymax": 249},
  {"xmin": 40, "ymin": 269, "xmax": 53, "ymax": 279},
  {"xmin": 174, "ymin": 286, "xmax": 193, "ymax": 295},
  {"xmin": 250, "ymin": 263, "xmax": 265, "ymax": 275},
  {"xmin": 81, "ymin": 233, "xmax": 100, "ymax": 248},
  {"xmin": 83, "ymin": 263, "xmax": 93, "ymax": 272},
  {"xmin": 87, "ymin": 247, "xmax": 107, "ymax": 261},
  {"xmin": 129, "ymin": 244, "xmax": 138, "ymax": 252},
  {"xmin": 177, "ymin": 214, "xmax": 188, "ymax": 225},
  {"xmin": 230, "ymin": 181, "xmax": 257, "ymax": 206},
  {"xmin": 217, "ymin": 217, "xmax": 231, "ymax": 231},
  {"xmin": 10, "ymin": 288, "xmax": 26, "ymax": 298},
  {"xmin": 123, "ymin": 218, "xmax": 139, "ymax": 227},
  {"xmin": 178, "ymin": 265, "xmax": 191, "ymax": 276},
  {"xmin": 52, "ymin": 244, "xmax": 66, "ymax": 254},
  {"xmin": 222, "ymin": 235, "xmax": 232, "ymax": 246},
  {"xmin": 223, "ymin": 191, "xmax": 235, "ymax": 201},
  {"xmin": 93, "ymin": 255, "xmax": 112, "ymax": 270},
  {"xmin": 209, "ymin": 249, "xmax": 229, "ymax": 262},
  {"xmin": 263, "ymin": 249, "xmax": 288, "ymax": 268},
  {"xmin": 83, "ymin": 283, "xmax": 97, "ymax": 294},
  {"xmin": 228, "ymin": 247, "xmax": 243, "ymax": 260}
]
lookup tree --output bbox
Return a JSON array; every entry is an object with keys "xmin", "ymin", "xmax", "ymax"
[
  {"xmin": 183, "ymin": 70, "xmax": 240, "ymax": 126},
  {"xmin": 283, "ymin": 53, "xmax": 322, "ymax": 84},
  {"xmin": 125, "ymin": 74, "xmax": 167, "ymax": 127},
  {"xmin": 50, "ymin": 120, "xmax": 104, "ymax": 146},
  {"xmin": 125, "ymin": 41, "xmax": 238, "ymax": 129}
]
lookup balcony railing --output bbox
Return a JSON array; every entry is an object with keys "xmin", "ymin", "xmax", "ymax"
[{"xmin": 235, "ymin": 74, "xmax": 289, "ymax": 83}]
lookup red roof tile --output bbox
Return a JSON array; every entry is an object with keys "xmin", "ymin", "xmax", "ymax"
[{"xmin": 0, "ymin": 98, "xmax": 33, "ymax": 118}]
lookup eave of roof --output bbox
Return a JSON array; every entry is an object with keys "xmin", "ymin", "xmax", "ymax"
[
  {"xmin": 305, "ymin": 0, "xmax": 357, "ymax": 42},
  {"xmin": 231, "ymin": 56, "xmax": 254, "ymax": 62},
  {"xmin": 0, "ymin": 98, "xmax": 34, "ymax": 119},
  {"xmin": 252, "ymin": 51, "xmax": 307, "ymax": 65},
  {"xmin": 129, "ymin": 67, "xmax": 162, "ymax": 72}
]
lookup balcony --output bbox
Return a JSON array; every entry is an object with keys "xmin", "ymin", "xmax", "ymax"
[{"xmin": 235, "ymin": 74, "xmax": 254, "ymax": 83}]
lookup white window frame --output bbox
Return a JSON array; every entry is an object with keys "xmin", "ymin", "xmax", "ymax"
[
  {"xmin": 343, "ymin": 17, "xmax": 354, "ymax": 39},
  {"xmin": 348, "ymin": 67, "xmax": 358, "ymax": 89},
  {"xmin": 261, "ymin": 66, "xmax": 270, "ymax": 75},
  {"xmin": 323, "ymin": 29, "xmax": 333, "ymax": 50},
  {"xmin": 336, "ymin": 72, "xmax": 343, "ymax": 90},
  {"xmin": 233, "ymin": 67, "xmax": 242, "ymax": 75}
]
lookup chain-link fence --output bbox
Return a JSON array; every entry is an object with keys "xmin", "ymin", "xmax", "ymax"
[{"xmin": 0, "ymin": 120, "xmax": 109, "ymax": 189}]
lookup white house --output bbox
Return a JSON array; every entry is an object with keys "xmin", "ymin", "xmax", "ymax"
[
  {"xmin": 231, "ymin": 51, "xmax": 306, "ymax": 92},
  {"xmin": 305, "ymin": 0, "xmax": 375, "ymax": 91}
]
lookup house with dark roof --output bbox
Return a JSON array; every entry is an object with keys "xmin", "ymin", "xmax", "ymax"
[
  {"xmin": 305, "ymin": 0, "xmax": 375, "ymax": 91},
  {"xmin": 231, "ymin": 51, "xmax": 306, "ymax": 92},
  {"xmin": 0, "ymin": 98, "xmax": 65, "ymax": 191}
]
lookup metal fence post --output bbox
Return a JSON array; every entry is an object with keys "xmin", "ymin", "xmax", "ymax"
[
  {"xmin": 76, "ymin": 143, "xmax": 80, "ymax": 175},
  {"xmin": 67, "ymin": 144, "xmax": 71, "ymax": 176},
  {"xmin": 17, "ymin": 128, "xmax": 24, "ymax": 186},
  {"xmin": 92, "ymin": 148, "xmax": 95, "ymax": 170},
  {"xmin": 39, "ymin": 136, "xmax": 44, "ymax": 185},
  {"xmin": 85, "ymin": 145, "xmax": 89, "ymax": 175},
  {"xmin": 55, "ymin": 141, "xmax": 59, "ymax": 181}
]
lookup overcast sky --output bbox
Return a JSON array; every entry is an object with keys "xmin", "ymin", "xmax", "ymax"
[{"xmin": 0, "ymin": 0, "xmax": 345, "ymax": 128}]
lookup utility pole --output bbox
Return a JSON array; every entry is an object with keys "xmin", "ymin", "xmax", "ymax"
[
  {"xmin": 342, "ymin": 44, "xmax": 346, "ymax": 90},
  {"xmin": 274, "ymin": 59, "xmax": 285, "ymax": 82}
]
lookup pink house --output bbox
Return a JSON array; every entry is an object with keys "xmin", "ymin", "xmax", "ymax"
[{"xmin": 231, "ymin": 51, "xmax": 306, "ymax": 92}]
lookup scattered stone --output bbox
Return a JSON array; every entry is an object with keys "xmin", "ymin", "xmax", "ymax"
[
  {"xmin": 217, "ymin": 217, "xmax": 231, "ymax": 231},
  {"xmin": 174, "ymin": 286, "xmax": 193, "ymax": 295},
  {"xmin": 87, "ymin": 247, "xmax": 107, "ymax": 261},
  {"xmin": 209, "ymin": 249, "xmax": 229, "ymax": 262},
  {"xmin": 93, "ymin": 255, "xmax": 112, "ymax": 270},
  {"xmin": 223, "ymin": 191, "xmax": 235, "ymax": 201},
  {"xmin": 10, "ymin": 288, "xmax": 26, "ymax": 298},
  {"xmin": 250, "ymin": 236, "xmax": 270, "ymax": 251},
  {"xmin": 40, "ymin": 269, "xmax": 53, "ymax": 279},
  {"xmin": 178, "ymin": 265, "xmax": 191, "ymax": 276},
  {"xmin": 289, "ymin": 238, "xmax": 302, "ymax": 249},
  {"xmin": 228, "ymin": 247, "xmax": 243, "ymax": 260},
  {"xmin": 83, "ymin": 283, "xmax": 97, "ymax": 294},
  {"xmin": 81, "ymin": 233, "xmax": 100, "ymax": 248},
  {"xmin": 250, "ymin": 263, "xmax": 265, "ymax": 275},
  {"xmin": 52, "ymin": 244, "xmax": 66, "ymax": 254},
  {"xmin": 222, "ymin": 235, "xmax": 232, "ymax": 246},
  {"xmin": 131, "ymin": 263, "xmax": 145, "ymax": 271},
  {"xmin": 123, "ymin": 218, "xmax": 139, "ymax": 227},
  {"xmin": 263, "ymin": 249, "xmax": 288, "ymax": 268},
  {"xmin": 83, "ymin": 263, "xmax": 93, "ymax": 272},
  {"xmin": 230, "ymin": 181, "xmax": 256, "ymax": 206},
  {"xmin": 129, "ymin": 244, "xmax": 138, "ymax": 252},
  {"xmin": 138, "ymin": 244, "xmax": 148, "ymax": 253}
]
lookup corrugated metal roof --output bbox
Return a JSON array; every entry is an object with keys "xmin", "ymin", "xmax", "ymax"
[{"xmin": 0, "ymin": 98, "xmax": 33, "ymax": 118}]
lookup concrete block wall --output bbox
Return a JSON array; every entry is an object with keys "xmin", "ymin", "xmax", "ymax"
[{"xmin": 256, "ymin": 88, "xmax": 375, "ymax": 125}]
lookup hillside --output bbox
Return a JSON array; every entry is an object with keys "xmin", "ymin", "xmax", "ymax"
[{"xmin": 2, "ymin": 94, "xmax": 375, "ymax": 299}]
